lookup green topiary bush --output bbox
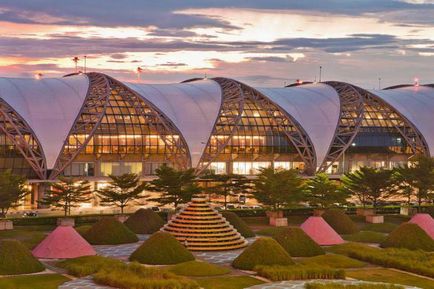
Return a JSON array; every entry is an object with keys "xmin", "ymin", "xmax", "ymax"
[
  {"xmin": 0, "ymin": 240, "xmax": 44, "ymax": 275},
  {"xmin": 74, "ymin": 225, "xmax": 92, "ymax": 237},
  {"xmin": 57, "ymin": 255, "xmax": 123, "ymax": 277},
  {"xmin": 323, "ymin": 209, "xmax": 358, "ymax": 234},
  {"xmin": 298, "ymin": 254, "xmax": 365, "ymax": 269},
  {"xmin": 129, "ymin": 232, "xmax": 194, "ymax": 265},
  {"xmin": 168, "ymin": 260, "xmax": 230, "ymax": 276},
  {"xmin": 232, "ymin": 237, "xmax": 294, "ymax": 270},
  {"xmin": 124, "ymin": 208, "xmax": 165, "ymax": 234},
  {"xmin": 221, "ymin": 211, "xmax": 255, "ymax": 238},
  {"xmin": 83, "ymin": 217, "xmax": 138, "ymax": 245},
  {"xmin": 381, "ymin": 223, "xmax": 434, "ymax": 251},
  {"xmin": 273, "ymin": 227, "xmax": 325, "ymax": 257},
  {"xmin": 254, "ymin": 265, "xmax": 345, "ymax": 281}
]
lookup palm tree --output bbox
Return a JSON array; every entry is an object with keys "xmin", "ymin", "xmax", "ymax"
[{"xmin": 304, "ymin": 173, "xmax": 347, "ymax": 209}]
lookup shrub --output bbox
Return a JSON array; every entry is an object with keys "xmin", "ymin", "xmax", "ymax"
[
  {"xmin": 74, "ymin": 225, "xmax": 92, "ymax": 237},
  {"xmin": 256, "ymin": 227, "xmax": 288, "ymax": 236},
  {"xmin": 57, "ymin": 255, "xmax": 123, "ymax": 277},
  {"xmin": 124, "ymin": 208, "xmax": 165, "ymax": 234},
  {"xmin": 232, "ymin": 237, "xmax": 293, "ymax": 270},
  {"xmin": 0, "ymin": 239, "xmax": 44, "ymax": 275},
  {"xmin": 322, "ymin": 209, "xmax": 358, "ymax": 234},
  {"xmin": 221, "ymin": 211, "xmax": 255, "ymax": 238},
  {"xmin": 305, "ymin": 282, "xmax": 404, "ymax": 289},
  {"xmin": 328, "ymin": 242, "xmax": 434, "ymax": 278},
  {"xmin": 254, "ymin": 265, "xmax": 345, "ymax": 281},
  {"xmin": 381, "ymin": 223, "xmax": 434, "ymax": 251},
  {"xmin": 168, "ymin": 260, "xmax": 230, "ymax": 276},
  {"xmin": 298, "ymin": 254, "xmax": 365, "ymax": 269},
  {"xmin": 273, "ymin": 227, "xmax": 325, "ymax": 257},
  {"xmin": 83, "ymin": 217, "xmax": 138, "ymax": 245},
  {"xmin": 361, "ymin": 223, "xmax": 397, "ymax": 233},
  {"xmin": 342, "ymin": 231, "xmax": 387, "ymax": 243},
  {"xmin": 94, "ymin": 262, "xmax": 199, "ymax": 289},
  {"xmin": 130, "ymin": 231, "xmax": 194, "ymax": 265}
]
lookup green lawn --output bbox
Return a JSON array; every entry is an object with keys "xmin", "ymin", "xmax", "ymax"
[
  {"xmin": 0, "ymin": 225, "xmax": 52, "ymax": 249},
  {"xmin": 347, "ymin": 268, "xmax": 434, "ymax": 289},
  {"xmin": 168, "ymin": 260, "xmax": 230, "ymax": 277},
  {"xmin": 298, "ymin": 254, "xmax": 366, "ymax": 269},
  {"xmin": 0, "ymin": 274, "xmax": 70, "ymax": 289},
  {"xmin": 362, "ymin": 223, "xmax": 398, "ymax": 233},
  {"xmin": 342, "ymin": 231, "xmax": 387, "ymax": 243},
  {"xmin": 196, "ymin": 276, "xmax": 264, "ymax": 289}
]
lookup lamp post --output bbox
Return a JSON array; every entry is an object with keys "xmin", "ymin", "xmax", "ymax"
[
  {"xmin": 135, "ymin": 67, "xmax": 143, "ymax": 81},
  {"xmin": 72, "ymin": 57, "xmax": 79, "ymax": 73}
]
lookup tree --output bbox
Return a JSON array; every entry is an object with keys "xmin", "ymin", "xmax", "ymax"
[
  {"xmin": 204, "ymin": 173, "xmax": 251, "ymax": 210},
  {"xmin": 0, "ymin": 170, "xmax": 30, "ymax": 218},
  {"xmin": 251, "ymin": 168, "xmax": 304, "ymax": 210},
  {"xmin": 148, "ymin": 165, "xmax": 200, "ymax": 208},
  {"xmin": 304, "ymin": 173, "xmax": 348, "ymax": 208},
  {"xmin": 39, "ymin": 177, "xmax": 91, "ymax": 216},
  {"xmin": 392, "ymin": 155, "xmax": 434, "ymax": 209},
  {"xmin": 96, "ymin": 173, "xmax": 147, "ymax": 214},
  {"xmin": 341, "ymin": 166, "xmax": 393, "ymax": 208}
]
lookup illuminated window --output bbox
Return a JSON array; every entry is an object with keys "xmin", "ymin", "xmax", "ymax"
[
  {"xmin": 100, "ymin": 162, "xmax": 142, "ymax": 176},
  {"xmin": 233, "ymin": 162, "xmax": 271, "ymax": 175},
  {"xmin": 209, "ymin": 162, "xmax": 227, "ymax": 174},
  {"xmin": 63, "ymin": 162, "xmax": 94, "ymax": 177}
]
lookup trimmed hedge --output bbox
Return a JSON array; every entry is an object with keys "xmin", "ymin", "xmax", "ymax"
[
  {"xmin": 74, "ymin": 225, "xmax": 92, "ymax": 237},
  {"xmin": 124, "ymin": 209, "xmax": 165, "ymax": 234},
  {"xmin": 0, "ymin": 239, "xmax": 44, "ymax": 275},
  {"xmin": 94, "ymin": 261, "xmax": 199, "ymax": 289},
  {"xmin": 305, "ymin": 282, "xmax": 404, "ymax": 289},
  {"xmin": 323, "ymin": 209, "xmax": 358, "ymax": 234},
  {"xmin": 328, "ymin": 242, "xmax": 434, "ymax": 278},
  {"xmin": 273, "ymin": 227, "xmax": 325, "ymax": 257},
  {"xmin": 221, "ymin": 211, "xmax": 255, "ymax": 238},
  {"xmin": 232, "ymin": 237, "xmax": 293, "ymax": 270},
  {"xmin": 57, "ymin": 255, "xmax": 123, "ymax": 277},
  {"xmin": 130, "ymin": 232, "xmax": 194, "ymax": 265},
  {"xmin": 254, "ymin": 265, "xmax": 345, "ymax": 281},
  {"xmin": 168, "ymin": 260, "xmax": 230, "ymax": 276},
  {"xmin": 381, "ymin": 223, "xmax": 434, "ymax": 251},
  {"xmin": 83, "ymin": 217, "xmax": 138, "ymax": 245}
]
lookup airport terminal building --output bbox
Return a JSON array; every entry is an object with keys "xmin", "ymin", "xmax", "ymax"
[{"xmin": 0, "ymin": 72, "xmax": 433, "ymax": 209}]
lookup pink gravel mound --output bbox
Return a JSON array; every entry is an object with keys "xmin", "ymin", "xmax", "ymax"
[
  {"xmin": 32, "ymin": 225, "xmax": 96, "ymax": 259},
  {"xmin": 409, "ymin": 213, "xmax": 434, "ymax": 239},
  {"xmin": 300, "ymin": 216, "xmax": 344, "ymax": 246}
]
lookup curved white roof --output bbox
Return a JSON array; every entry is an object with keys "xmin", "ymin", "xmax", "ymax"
[
  {"xmin": 125, "ymin": 80, "xmax": 222, "ymax": 167},
  {"xmin": 0, "ymin": 75, "xmax": 89, "ymax": 169},
  {"xmin": 257, "ymin": 84, "xmax": 340, "ymax": 167},
  {"xmin": 369, "ymin": 86, "xmax": 434, "ymax": 156}
]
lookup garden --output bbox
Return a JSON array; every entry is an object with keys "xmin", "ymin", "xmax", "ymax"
[{"xmin": 0, "ymin": 157, "xmax": 433, "ymax": 289}]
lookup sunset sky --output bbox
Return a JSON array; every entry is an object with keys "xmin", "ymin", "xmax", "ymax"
[{"xmin": 0, "ymin": 0, "xmax": 433, "ymax": 88}]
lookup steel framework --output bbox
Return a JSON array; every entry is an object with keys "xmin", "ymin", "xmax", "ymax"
[
  {"xmin": 0, "ymin": 98, "xmax": 46, "ymax": 179},
  {"xmin": 318, "ymin": 82, "xmax": 364, "ymax": 172}
]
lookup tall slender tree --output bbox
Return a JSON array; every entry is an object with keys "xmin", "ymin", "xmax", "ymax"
[
  {"xmin": 251, "ymin": 168, "xmax": 304, "ymax": 210},
  {"xmin": 204, "ymin": 173, "xmax": 251, "ymax": 210},
  {"xmin": 148, "ymin": 165, "xmax": 200, "ymax": 208},
  {"xmin": 341, "ymin": 166, "xmax": 393, "ymax": 208},
  {"xmin": 0, "ymin": 170, "xmax": 30, "ymax": 218},
  {"xmin": 304, "ymin": 173, "xmax": 348, "ymax": 208},
  {"xmin": 96, "ymin": 173, "xmax": 147, "ymax": 214},
  {"xmin": 39, "ymin": 177, "xmax": 92, "ymax": 216}
]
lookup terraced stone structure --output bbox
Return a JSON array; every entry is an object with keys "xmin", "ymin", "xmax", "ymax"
[{"xmin": 162, "ymin": 196, "xmax": 248, "ymax": 251}]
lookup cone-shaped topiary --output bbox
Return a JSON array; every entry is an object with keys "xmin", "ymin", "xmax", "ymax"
[
  {"xmin": 381, "ymin": 223, "xmax": 434, "ymax": 251},
  {"xmin": 84, "ymin": 217, "xmax": 139, "ymax": 245},
  {"xmin": 0, "ymin": 240, "xmax": 44, "ymax": 275},
  {"xmin": 232, "ymin": 237, "xmax": 294, "ymax": 270},
  {"xmin": 124, "ymin": 208, "xmax": 165, "ymax": 234},
  {"xmin": 130, "ymin": 231, "xmax": 195, "ymax": 265},
  {"xmin": 322, "ymin": 209, "xmax": 358, "ymax": 234},
  {"xmin": 221, "ymin": 211, "xmax": 255, "ymax": 238},
  {"xmin": 273, "ymin": 227, "xmax": 325, "ymax": 257}
]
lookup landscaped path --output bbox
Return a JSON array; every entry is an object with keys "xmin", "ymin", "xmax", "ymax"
[
  {"xmin": 193, "ymin": 237, "xmax": 256, "ymax": 264},
  {"xmin": 93, "ymin": 234, "xmax": 149, "ymax": 260},
  {"xmin": 58, "ymin": 276, "xmax": 115, "ymax": 289},
  {"xmin": 246, "ymin": 280, "xmax": 421, "ymax": 289}
]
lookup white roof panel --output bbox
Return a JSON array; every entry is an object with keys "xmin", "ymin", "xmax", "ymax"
[
  {"xmin": 257, "ymin": 84, "xmax": 340, "ymax": 167},
  {"xmin": 0, "ymin": 75, "xmax": 89, "ymax": 169},
  {"xmin": 125, "ymin": 80, "xmax": 222, "ymax": 167},
  {"xmin": 369, "ymin": 86, "xmax": 434, "ymax": 156}
]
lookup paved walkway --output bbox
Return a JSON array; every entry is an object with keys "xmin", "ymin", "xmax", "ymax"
[
  {"xmin": 94, "ymin": 234, "xmax": 149, "ymax": 260},
  {"xmin": 246, "ymin": 280, "xmax": 421, "ymax": 289},
  {"xmin": 193, "ymin": 237, "xmax": 256, "ymax": 264}
]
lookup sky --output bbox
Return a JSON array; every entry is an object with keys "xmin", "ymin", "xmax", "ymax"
[{"xmin": 0, "ymin": 0, "xmax": 433, "ymax": 88}]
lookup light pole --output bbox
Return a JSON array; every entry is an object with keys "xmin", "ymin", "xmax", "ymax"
[
  {"xmin": 319, "ymin": 66, "xmax": 322, "ymax": 82},
  {"xmin": 83, "ymin": 55, "xmax": 87, "ymax": 73},
  {"xmin": 72, "ymin": 57, "xmax": 79, "ymax": 73},
  {"xmin": 135, "ymin": 67, "xmax": 143, "ymax": 81},
  {"xmin": 378, "ymin": 77, "xmax": 381, "ymax": 90}
]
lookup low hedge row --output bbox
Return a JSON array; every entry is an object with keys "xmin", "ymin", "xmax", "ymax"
[
  {"xmin": 254, "ymin": 265, "xmax": 345, "ymax": 281},
  {"xmin": 305, "ymin": 282, "xmax": 404, "ymax": 289},
  {"xmin": 57, "ymin": 255, "xmax": 123, "ymax": 277},
  {"xmin": 330, "ymin": 243, "xmax": 434, "ymax": 278}
]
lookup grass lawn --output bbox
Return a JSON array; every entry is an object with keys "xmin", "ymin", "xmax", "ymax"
[
  {"xmin": 342, "ymin": 231, "xmax": 387, "ymax": 243},
  {"xmin": 298, "ymin": 254, "xmax": 366, "ymax": 269},
  {"xmin": 0, "ymin": 274, "xmax": 69, "ymax": 289},
  {"xmin": 57, "ymin": 255, "xmax": 123, "ymax": 277},
  {"xmin": 196, "ymin": 276, "xmax": 264, "ymax": 289},
  {"xmin": 347, "ymin": 268, "xmax": 434, "ymax": 289},
  {"xmin": 0, "ymin": 225, "xmax": 52, "ymax": 249},
  {"xmin": 168, "ymin": 260, "xmax": 230, "ymax": 277},
  {"xmin": 362, "ymin": 223, "xmax": 398, "ymax": 233}
]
